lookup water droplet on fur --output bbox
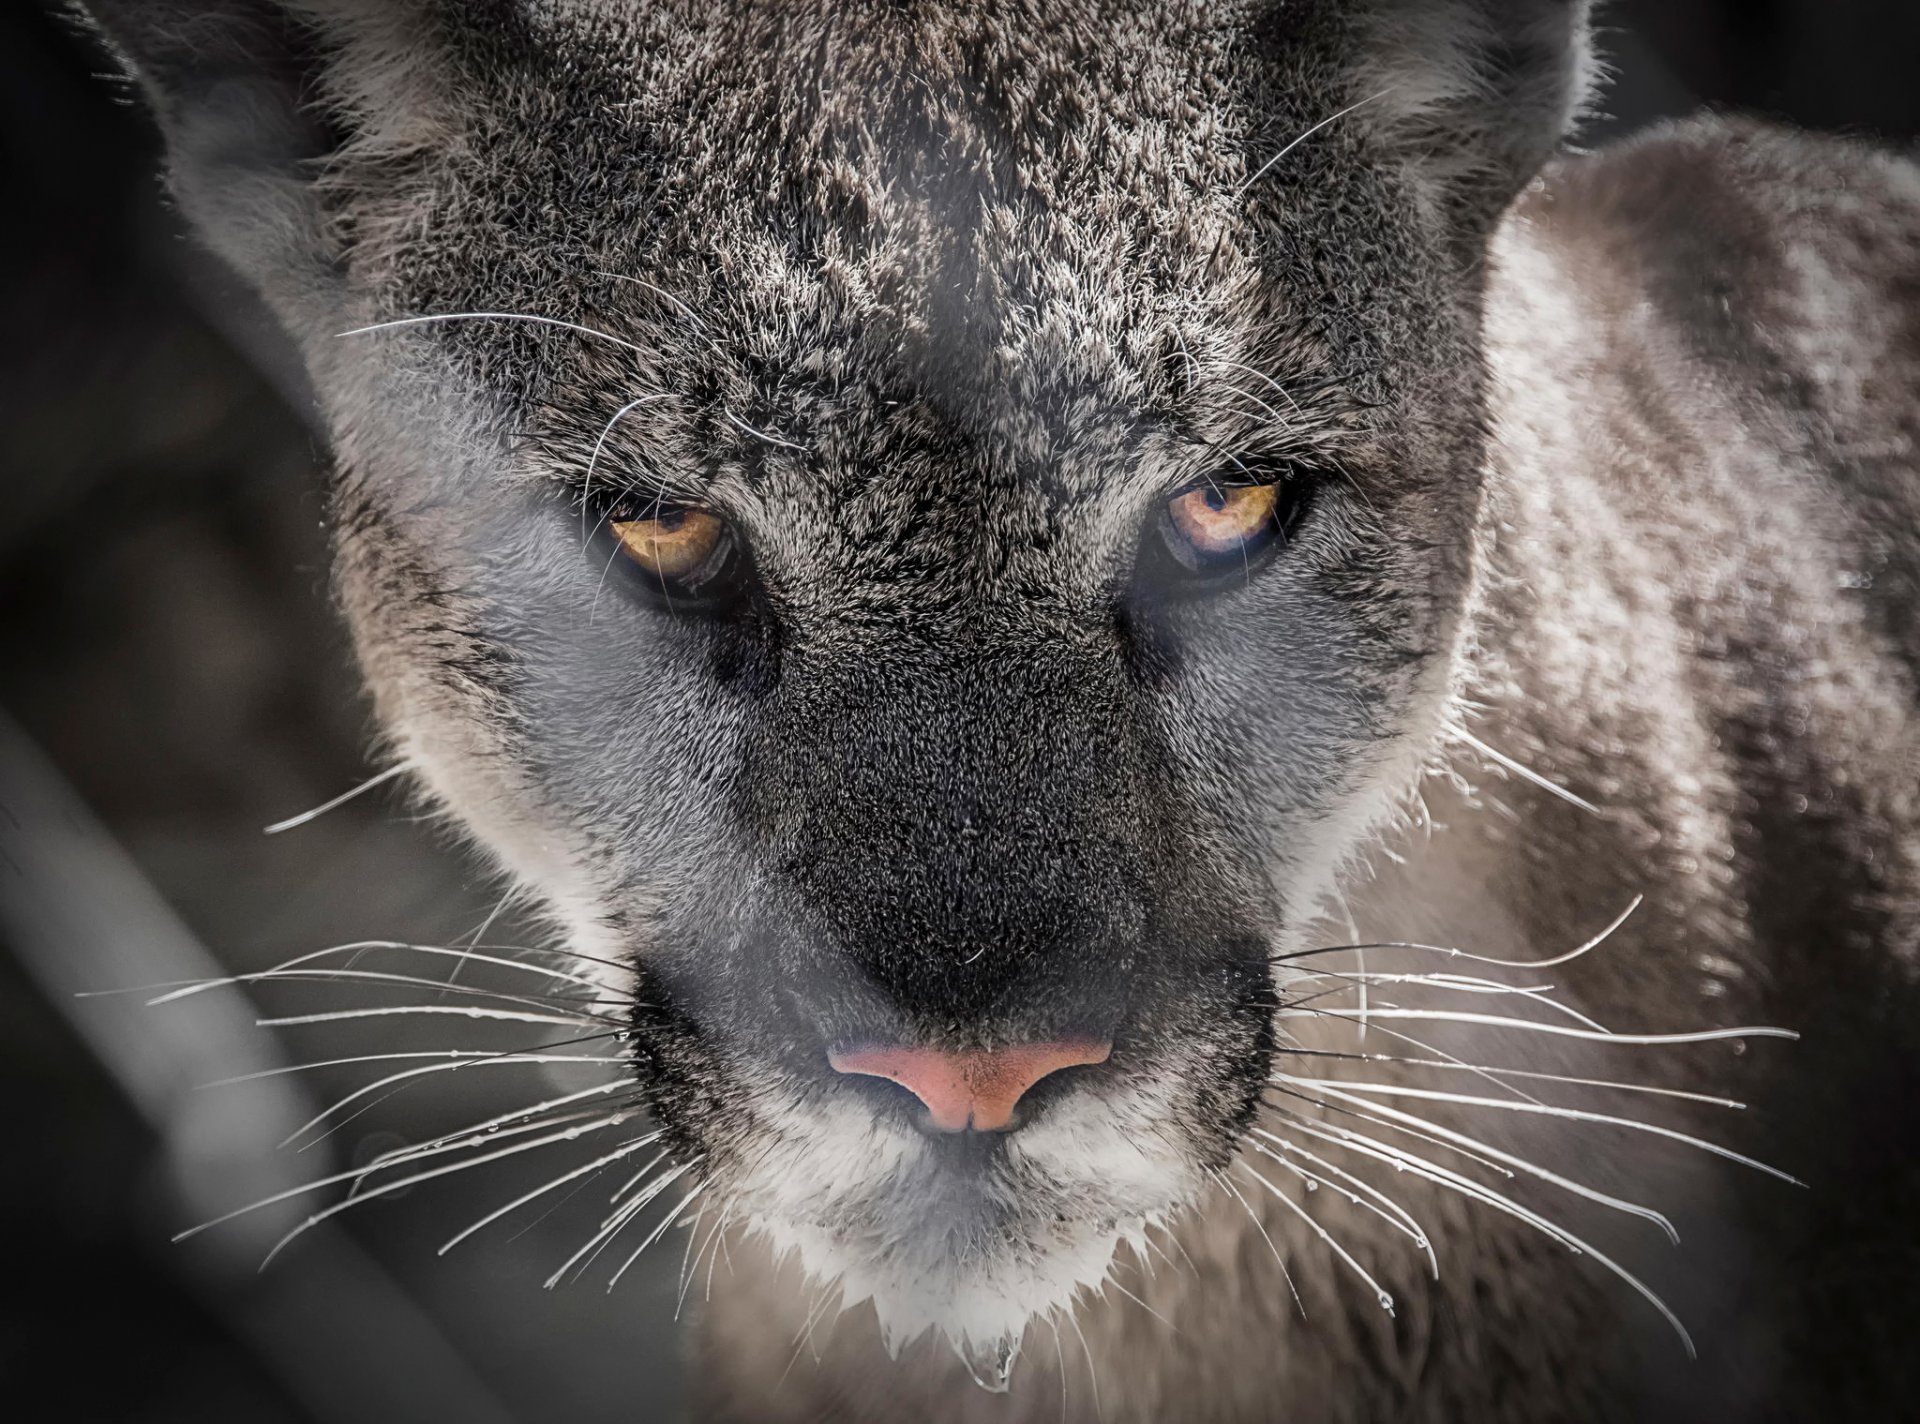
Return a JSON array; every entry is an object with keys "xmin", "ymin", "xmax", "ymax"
[{"xmin": 953, "ymin": 1334, "xmax": 1022, "ymax": 1393}]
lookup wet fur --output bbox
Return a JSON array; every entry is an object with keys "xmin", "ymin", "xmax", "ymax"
[{"xmin": 78, "ymin": 2, "xmax": 1920, "ymax": 1420}]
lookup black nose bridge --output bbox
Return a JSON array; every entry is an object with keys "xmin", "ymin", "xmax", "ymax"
[{"xmin": 772, "ymin": 639, "xmax": 1145, "ymax": 1027}]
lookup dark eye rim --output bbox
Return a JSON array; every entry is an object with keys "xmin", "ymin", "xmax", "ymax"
[
  {"xmin": 1144, "ymin": 464, "xmax": 1319, "ymax": 595},
  {"xmin": 584, "ymin": 489, "xmax": 752, "ymax": 614}
]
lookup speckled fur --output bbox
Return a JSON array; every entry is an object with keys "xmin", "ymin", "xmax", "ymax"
[{"xmin": 82, "ymin": 1, "xmax": 1920, "ymax": 1419}]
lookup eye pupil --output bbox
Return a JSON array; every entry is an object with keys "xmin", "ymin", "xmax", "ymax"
[
  {"xmin": 600, "ymin": 499, "xmax": 735, "ymax": 604},
  {"xmin": 1152, "ymin": 470, "xmax": 1304, "ymax": 591}
]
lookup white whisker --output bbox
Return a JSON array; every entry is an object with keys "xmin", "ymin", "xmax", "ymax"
[
  {"xmin": 580, "ymin": 394, "xmax": 670, "ymax": 541},
  {"xmin": 337, "ymin": 311, "xmax": 650, "ymax": 357},
  {"xmin": 440, "ymin": 1130, "xmax": 665, "ymax": 1255},
  {"xmin": 1271, "ymin": 1048, "xmax": 1745, "ymax": 1108},
  {"xmin": 1285, "ymin": 968, "xmax": 1613, "ymax": 1033},
  {"xmin": 1248, "ymin": 1132, "xmax": 1436, "ymax": 1275},
  {"xmin": 721, "ymin": 410, "xmax": 807, "ymax": 453},
  {"xmin": 359, "ymin": 1083, "xmax": 634, "ymax": 1176},
  {"xmin": 1271, "ymin": 1079, "xmax": 1678, "ymax": 1237},
  {"xmin": 1252, "ymin": 1128, "xmax": 1437, "ymax": 1276},
  {"xmin": 142, "ymin": 940, "xmax": 614, "ymax": 1005},
  {"xmin": 157, "ymin": 968, "xmax": 615, "ymax": 1023},
  {"xmin": 1453, "ymin": 729, "xmax": 1602, "ymax": 817},
  {"xmin": 258, "ymin": 1005, "xmax": 598, "ymax": 1029},
  {"xmin": 546, "ymin": 1157, "xmax": 691, "ymax": 1288},
  {"xmin": 173, "ymin": 1108, "xmax": 633, "ymax": 1248},
  {"xmin": 1065, "ymin": 1308, "xmax": 1104, "ymax": 1423},
  {"xmin": 1237, "ymin": 1162, "xmax": 1396, "ymax": 1315},
  {"xmin": 1237, "ymin": 88, "xmax": 1397, "ymax": 194},
  {"xmin": 1277, "ymin": 1007, "xmax": 1797, "ymax": 1046},
  {"xmin": 1287, "ymin": 1078, "xmax": 1801, "ymax": 1185},
  {"xmin": 261, "ymin": 1114, "xmax": 638, "ymax": 1268},
  {"xmin": 1274, "ymin": 1107, "xmax": 1697, "ymax": 1357},
  {"xmin": 1215, "ymin": 1169, "xmax": 1305, "ymax": 1319},
  {"xmin": 1273, "ymin": 896, "xmax": 1644, "ymax": 970},
  {"xmin": 198, "ymin": 1047, "xmax": 613, "ymax": 1088},
  {"xmin": 262, "ymin": 761, "xmax": 415, "ymax": 835},
  {"xmin": 280, "ymin": 1054, "xmax": 625, "ymax": 1151},
  {"xmin": 607, "ymin": 1170, "xmax": 704, "ymax": 1289}
]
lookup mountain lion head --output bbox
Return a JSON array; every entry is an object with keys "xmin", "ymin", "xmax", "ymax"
[{"xmin": 86, "ymin": 0, "xmax": 1594, "ymax": 1361}]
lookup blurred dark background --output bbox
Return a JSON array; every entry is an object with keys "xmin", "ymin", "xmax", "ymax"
[{"xmin": 1, "ymin": 4, "xmax": 1915, "ymax": 1422}]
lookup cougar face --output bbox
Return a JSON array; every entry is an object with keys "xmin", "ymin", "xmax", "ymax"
[{"xmin": 87, "ymin": 0, "xmax": 1588, "ymax": 1361}]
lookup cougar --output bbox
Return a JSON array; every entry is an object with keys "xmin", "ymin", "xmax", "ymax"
[{"xmin": 79, "ymin": 1, "xmax": 1918, "ymax": 1420}]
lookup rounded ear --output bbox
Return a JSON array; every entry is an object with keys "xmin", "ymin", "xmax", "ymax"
[
  {"xmin": 70, "ymin": 0, "xmax": 453, "ymax": 329},
  {"xmin": 1350, "ymin": 0, "xmax": 1598, "ymax": 235}
]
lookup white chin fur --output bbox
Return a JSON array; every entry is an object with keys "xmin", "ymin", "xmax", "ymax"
[{"xmin": 730, "ymin": 1073, "xmax": 1200, "ymax": 1357}]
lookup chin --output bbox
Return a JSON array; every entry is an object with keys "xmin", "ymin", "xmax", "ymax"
[{"xmin": 719, "ymin": 1068, "xmax": 1210, "ymax": 1360}]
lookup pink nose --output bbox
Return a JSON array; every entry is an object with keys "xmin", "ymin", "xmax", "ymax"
[{"xmin": 827, "ymin": 1039, "xmax": 1112, "ymax": 1132}]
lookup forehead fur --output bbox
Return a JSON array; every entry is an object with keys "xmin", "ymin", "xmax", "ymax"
[{"xmin": 320, "ymin": 0, "xmax": 1440, "ymax": 479}]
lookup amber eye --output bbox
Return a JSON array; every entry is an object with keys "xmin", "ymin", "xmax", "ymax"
[
  {"xmin": 595, "ymin": 496, "xmax": 747, "ymax": 612},
  {"xmin": 609, "ymin": 504, "xmax": 727, "ymax": 580},
  {"xmin": 1152, "ymin": 476, "xmax": 1295, "ymax": 588},
  {"xmin": 1166, "ymin": 482, "xmax": 1279, "ymax": 555}
]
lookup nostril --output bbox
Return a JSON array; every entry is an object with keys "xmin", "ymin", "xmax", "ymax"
[{"xmin": 827, "ymin": 1040, "xmax": 1112, "ymax": 1133}]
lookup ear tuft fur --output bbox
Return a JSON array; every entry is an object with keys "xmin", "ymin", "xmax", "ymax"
[{"xmin": 1350, "ymin": 0, "xmax": 1598, "ymax": 232}]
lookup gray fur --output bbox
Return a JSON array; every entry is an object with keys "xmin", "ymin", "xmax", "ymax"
[{"xmin": 79, "ymin": 1, "xmax": 1919, "ymax": 1419}]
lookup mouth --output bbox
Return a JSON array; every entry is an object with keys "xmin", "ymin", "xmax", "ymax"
[
  {"xmin": 613, "ymin": 921, "xmax": 1278, "ymax": 1361},
  {"xmin": 632, "ymin": 1031, "xmax": 1256, "ymax": 1366}
]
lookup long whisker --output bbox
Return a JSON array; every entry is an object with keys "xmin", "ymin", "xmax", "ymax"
[
  {"xmin": 261, "ymin": 1113, "xmax": 640, "ymax": 1269},
  {"xmin": 1251, "ymin": 1128, "xmax": 1437, "ymax": 1277},
  {"xmin": 1268, "ymin": 1081, "xmax": 1679, "ymax": 1241},
  {"xmin": 173, "ymin": 1107, "xmax": 632, "ymax": 1246},
  {"xmin": 1281, "ymin": 969, "xmax": 1614, "ymax": 1033},
  {"xmin": 279, "ymin": 1053, "xmax": 626, "ymax": 1151},
  {"xmin": 336, "ymin": 312, "xmax": 651, "ymax": 358},
  {"xmin": 1270, "ymin": 1048, "xmax": 1746, "ymax": 1108},
  {"xmin": 1276, "ymin": 1007, "xmax": 1797, "ymax": 1047},
  {"xmin": 608, "ymin": 1173, "xmax": 705, "ymax": 1289},
  {"xmin": 1268, "ymin": 1080, "xmax": 1518, "ymax": 1180},
  {"xmin": 580, "ymin": 394, "xmax": 670, "ymax": 541},
  {"xmin": 144, "ymin": 941, "xmax": 617, "ymax": 1003},
  {"xmin": 546, "ymin": 1156, "xmax": 689, "ymax": 1288},
  {"xmin": 197, "ymin": 1040, "xmax": 621, "ymax": 1088},
  {"xmin": 1236, "ymin": 1161, "xmax": 1396, "ymax": 1315},
  {"xmin": 1214, "ymin": 1169, "xmax": 1305, "ymax": 1320},
  {"xmin": 1276, "ymin": 1003, "xmax": 1552, "ymax": 1107},
  {"xmin": 1246, "ymin": 1133, "xmax": 1435, "ymax": 1273},
  {"xmin": 588, "ymin": 270, "xmax": 710, "ymax": 334},
  {"xmin": 1452, "ymin": 728, "xmax": 1602, "ymax": 817},
  {"xmin": 1065, "ymin": 1309, "xmax": 1104, "ymax": 1424},
  {"xmin": 1238, "ymin": 88, "xmax": 1398, "ymax": 194},
  {"xmin": 258, "ymin": 1005, "xmax": 605, "ymax": 1029},
  {"xmin": 1285, "ymin": 1078, "xmax": 1802, "ymax": 1185},
  {"xmin": 1270, "ymin": 896, "xmax": 1644, "ymax": 969},
  {"xmin": 155, "ymin": 968, "xmax": 619, "ymax": 1022},
  {"xmin": 440, "ymin": 1130, "xmax": 666, "ymax": 1255},
  {"xmin": 357, "ymin": 1082, "xmax": 637, "ymax": 1177},
  {"xmin": 342, "ymin": 1110, "xmax": 624, "ymax": 1199},
  {"xmin": 262, "ymin": 761, "xmax": 416, "ymax": 835},
  {"xmin": 1271, "ymin": 1105, "xmax": 1697, "ymax": 1356}
]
